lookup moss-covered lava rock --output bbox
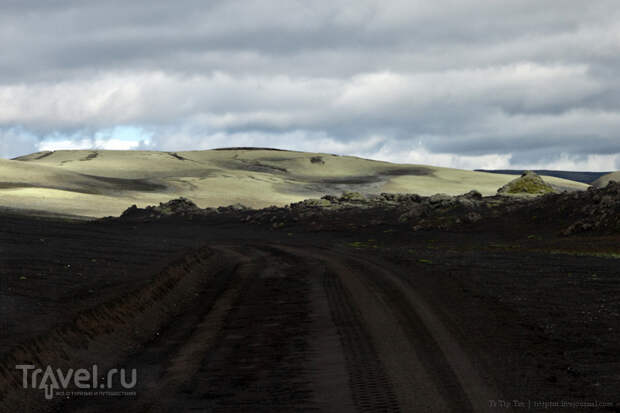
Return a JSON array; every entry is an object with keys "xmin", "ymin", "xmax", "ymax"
[{"xmin": 497, "ymin": 171, "xmax": 555, "ymax": 195}]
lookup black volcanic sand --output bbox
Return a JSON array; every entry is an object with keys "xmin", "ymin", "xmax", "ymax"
[{"xmin": 0, "ymin": 202, "xmax": 619, "ymax": 412}]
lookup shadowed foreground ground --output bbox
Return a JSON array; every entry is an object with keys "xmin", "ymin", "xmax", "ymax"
[{"xmin": 0, "ymin": 203, "xmax": 618, "ymax": 412}]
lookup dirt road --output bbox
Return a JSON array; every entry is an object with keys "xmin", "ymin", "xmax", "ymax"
[
  {"xmin": 1, "ymin": 243, "xmax": 493, "ymax": 412},
  {"xmin": 1, "ymin": 210, "xmax": 618, "ymax": 412}
]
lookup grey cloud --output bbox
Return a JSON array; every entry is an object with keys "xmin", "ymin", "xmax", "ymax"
[
  {"xmin": 425, "ymin": 134, "xmax": 619, "ymax": 158},
  {"xmin": 2, "ymin": 1, "xmax": 619, "ymax": 79},
  {"xmin": 0, "ymin": 0, "xmax": 619, "ymax": 169}
]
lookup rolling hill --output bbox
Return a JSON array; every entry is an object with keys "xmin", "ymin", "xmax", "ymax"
[
  {"xmin": 1, "ymin": 149, "xmax": 589, "ymax": 217},
  {"xmin": 592, "ymin": 171, "xmax": 620, "ymax": 188}
]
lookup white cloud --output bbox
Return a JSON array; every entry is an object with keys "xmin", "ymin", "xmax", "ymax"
[
  {"xmin": 512, "ymin": 153, "xmax": 620, "ymax": 172},
  {"xmin": 38, "ymin": 138, "xmax": 142, "ymax": 151},
  {"xmin": 400, "ymin": 151, "xmax": 512, "ymax": 171},
  {"xmin": 142, "ymin": 129, "xmax": 385, "ymax": 155},
  {"xmin": 0, "ymin": 0, "xmax": 619, "ymax": 170},
  {"xmin": 0, "ymin": 63, "xmax": 602, "ymax": 132}
]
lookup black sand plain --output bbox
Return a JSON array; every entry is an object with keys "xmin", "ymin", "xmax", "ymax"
[{"xmin": 0, "ymin": 185, "xmax": 619, "ymax": 412}]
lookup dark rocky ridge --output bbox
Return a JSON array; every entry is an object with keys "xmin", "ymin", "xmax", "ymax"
[{"xmin": 113, "ymin": 181, "xmax": 620, "ymax": 236}]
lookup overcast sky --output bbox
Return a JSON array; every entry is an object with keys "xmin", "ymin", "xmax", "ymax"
[{"xmin": 1, "ymin": 0, "xmax": 619, "ymax": 170}]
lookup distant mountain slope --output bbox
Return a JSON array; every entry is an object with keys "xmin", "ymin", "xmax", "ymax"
[
  {"xmin": 0, "ymin": 149, "xmax": 589, "ymax": 217},
  {"xmin": 592, "ymin": 171, "xmax": 620, "ymax": 188},
  {"xmin": 475, "ymin": 169, "xmax": 608, "ymax": 184}
]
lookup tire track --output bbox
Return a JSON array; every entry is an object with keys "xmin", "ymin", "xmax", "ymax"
[
  {"xmin": 3, "ymin": 242, "xmax": 505, "ymax": 412},
  {"xmin": 135, "ymin": 247, "xmax": 262, "ymax": 413},
  {"xmin": 0, "ymin": 247, "xmax": 239, "ymax": 412},
  {"xmin": 340, "ymin": 254, "xmax": 504, "ymax": 412},
  {"xmin": 179, "ymin": 246, "xmax": 318, "ymax": 412},
  {"xmin": 59, "ymin": 246, "xmax": 257, "ymax": 413},
  {"xmin": 322, "ymin": 267, "xmax": 399, "ymax": 412},
  {"xmin": 277, "ymin": 244, "xmax": 503, "ymax": 412}
]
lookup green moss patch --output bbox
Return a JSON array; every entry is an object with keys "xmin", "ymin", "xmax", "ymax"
[{"xmin": 498, "ymin": 171, "xmax": 555, "ymax": 195}]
